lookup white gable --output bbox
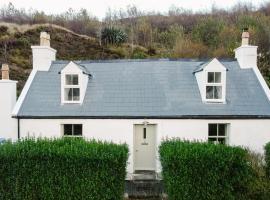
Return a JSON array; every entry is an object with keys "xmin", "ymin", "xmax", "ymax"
[
  {"xmin": 61, "ymin": 61, "xmax": 83, "ymax": 74},
  {"xmin": 195, "ymin": 58, "xmax": 227, "ymax": 104},
  {"xmin": 203, "ymin": 58, "xmax": 226, "ymax": 72}
]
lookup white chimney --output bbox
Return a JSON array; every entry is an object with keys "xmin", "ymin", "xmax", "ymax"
[
  {"xmin": 234, "ymin": 29, "xmax": 257, "ymax": 69},
  {"xmin": 235, "ymin": 29, "xmax": 270, "ymax": 101},
  {"xmin": 0, "ymin": 64, "xmax": 18, "ymax": 141},
  {"xmin": 31, "ymin": 32, "xmax": 56, "ymax": 71}
]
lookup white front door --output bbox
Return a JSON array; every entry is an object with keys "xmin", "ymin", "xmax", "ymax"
[{"xmin": 134, "ymin": 124, "xmax": 156, "ymax": 171}]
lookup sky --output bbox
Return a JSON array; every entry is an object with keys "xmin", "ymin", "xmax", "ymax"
[{"xmin": 1, "ymin": 0, "xmax": 268, "ymax": 19}]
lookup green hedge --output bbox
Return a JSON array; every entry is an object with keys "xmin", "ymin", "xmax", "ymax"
[
  {"xmin": 0, "ymin": 138, "xmax": 129, "ymax": 200},
  {"xmin": 265, "ymin": 142, "xmax": 270, "ymax": 178},
  {"xmin": 159, "ymin": 140, "xmax": 253, "ymax": 200}
]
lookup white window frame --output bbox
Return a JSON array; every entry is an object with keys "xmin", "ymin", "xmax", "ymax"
[
  {"xmin": 208, "ymin": 123, "xmax": 228, "ymax": 144},
  {"xmin": 62, "ymin": 124, "xmax": 83, "ymax": 137},
  {"xmin": 206, "ymin": 72, "xmax": 223, "ymax": 103},
  {"xmin": 63, "ymin": 74, "xmax": 81, "ymax": 103}
]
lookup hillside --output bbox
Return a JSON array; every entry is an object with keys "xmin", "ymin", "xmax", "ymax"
[{"xmin": 0, "ymin": 24, "xmax": 152, "ymax": 92}]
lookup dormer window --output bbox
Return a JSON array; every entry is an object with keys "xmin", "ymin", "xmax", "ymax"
[
  {"xmin": 64, "ymin": 74, "xmax": 80, "ymax": 102},
  {"xmin": 193, "ymin": 58, "xmax": 227, "ymax": 104},
  {"xmin": 60, "ymin": 61, "xmax": 90, "ymax": 105},
  {"xmin": 206, "ymin": 72, "xmax": 222, "ymax": 100}
]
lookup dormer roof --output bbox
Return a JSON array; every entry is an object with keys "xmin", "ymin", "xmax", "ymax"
[
  {"xmin": 59, "ymin": 61, "xmax": 91, "ymax": 76},
  {"xmin": 193, "ymin": 58, "xmax": 227, "ymax": 74}
]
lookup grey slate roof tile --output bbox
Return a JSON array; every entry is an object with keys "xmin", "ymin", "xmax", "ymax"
[{"xmin": 17, "ymin": 59, "xmax": 270, "ymax": 118}]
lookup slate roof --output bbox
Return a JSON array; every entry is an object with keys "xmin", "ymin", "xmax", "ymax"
[{"xmin": 17, "ymin": 59, "xmax": 270, "ymax": 119}]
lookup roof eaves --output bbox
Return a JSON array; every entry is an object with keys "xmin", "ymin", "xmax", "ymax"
[{"xmin": 14, "ymin": 115, "xmax": 270, "ymax": 119}]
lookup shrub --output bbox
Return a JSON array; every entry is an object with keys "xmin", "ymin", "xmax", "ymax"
[
  {"xmin": 0, "ymin": 138, "xmax": 129, "ymax": 200},
  {"xmin": 265, "ymin": 142, "xmax": 270, "ymax": 178},
  {"xmin": 159, "ymin": 139, "xmax": 253, "ymax": 200},
  {"xmin": 245, "ymin": 150, "xmax": 270, "ymax": 200},
  {"xmin": 101, "ymin": 27, "xmax": 128, "ymax": 45}
]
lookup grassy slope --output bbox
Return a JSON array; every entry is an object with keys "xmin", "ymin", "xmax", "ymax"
[{"xmin": 1, "ymin": 24, "xmax": 134, "ymax": 92}]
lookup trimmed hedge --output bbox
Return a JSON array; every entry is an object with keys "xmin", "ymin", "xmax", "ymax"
[
  {"xmin": 265, "ymin": 142, "xmax": 270, "ymax": 178},
  {"xmin": 159, "ymin": 140, "xmax": 253, "ymax": 200},
  {"xmin": 0, "ymin": 138, "xmax": 129, "ymax": 200}
]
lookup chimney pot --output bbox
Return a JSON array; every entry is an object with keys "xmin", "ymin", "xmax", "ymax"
[
  {"xmin": 40, "ymin": 32, "xmax": 50, "ymax": 46},
  {"xmin": 242, "ymin": 29, "xmax": 249, "ymax": 46},
  {"xmin": 1, "ymin": 64, "xmax": 9, "ymax": 80}
]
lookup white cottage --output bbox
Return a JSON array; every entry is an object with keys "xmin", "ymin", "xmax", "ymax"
[{"xmin": 1, "ymin": 31, "xmax": 270, "ymax": 177}]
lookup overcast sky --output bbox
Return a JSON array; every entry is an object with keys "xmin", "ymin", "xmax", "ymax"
[{"xmin": 1, "ymin": 0, "xmax": 268, "ymax": 19}]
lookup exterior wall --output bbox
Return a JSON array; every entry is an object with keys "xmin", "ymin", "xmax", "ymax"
[
  {"xmin": 0, "ymin": 80, "xmax": 17, "ymax": 140},
  {"xmin": 20, "ymin": 118, "xmax": 270, "ymax": 174}
]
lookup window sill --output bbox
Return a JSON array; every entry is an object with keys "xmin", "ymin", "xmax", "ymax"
[
  {"xmin": 62, "ymin": 101, "xmax": 82, "ymax": 104},
  {"xmin": 63, "ymin": 135, "xmax": 83, "ymax": 138},
  {"xmin": 205, "ymin": 99, "xmax": 226, "ymax": 104}
]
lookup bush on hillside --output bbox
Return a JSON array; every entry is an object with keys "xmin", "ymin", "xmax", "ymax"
[
  {"xmin": 101, "ymin": 27, "xmax": 128, "ymax": 45},
  {"xmin": 159, "ymin": 139, "xmax": 253, "ymax": 200},
  {"xmin": 0, "ymin": 138, "xmax": 129, "ymax": 200}
]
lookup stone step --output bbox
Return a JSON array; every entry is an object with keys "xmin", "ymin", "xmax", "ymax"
[{"xmin": 125, "ymin": 180, "xmax": 164, "ymax": 198}]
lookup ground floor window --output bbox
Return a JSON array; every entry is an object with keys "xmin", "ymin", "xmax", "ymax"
[
  {"xmin": 208, "ymin": 124, "xmax": 228, "ymax": 144},
  {"xmin": 63, "ymin": 124, "xmax": 83, "ymax": 137}
]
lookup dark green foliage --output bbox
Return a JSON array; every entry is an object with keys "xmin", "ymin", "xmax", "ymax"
[
  {"xmin": 159, "ymin": 140, "xmax": 253, "ymax": 200},
  {"xmin": 0, "ymin": 138, "xmax": 129, "ymax": 200},
  {"xmin": 192, "ymin": 17, "xmax": 224, "ymax": 49},
  {"xmin": 101, "ymin": 27, "xmax": 128, "ymax": 45},
  {"xmin": 265, "ymin": 142, "xmax": 270, "ymax": 178},
  {"xmin": 245, "ymin": 150, "xmax": 270, "ymax": 200}
]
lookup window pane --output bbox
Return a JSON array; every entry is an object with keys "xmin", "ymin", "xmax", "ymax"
[
  {"xmin": 73, "ymin": 124, "xmax": 82, "ymax": 136},
  {"xmin": 209, "ymin": 124, "xmax": 218, "ymax": 136},
  {"xmin": 64, "ymin": 124, "xmax": 73, "ymax": 135},
  {"xmin": 218, "ymin": 124, "xmax": 226, "ymax": 136},
  {"xmin": 72, "ymin": 75, "xmax": 79, "ymax": 85},
  {"xmin": 65, "ymin": 88, "xmax": 73, "ymax": 101},
  {"xmin": 73, "ymin": 88, "xmax": 80, "ymax": 101},
  {"xmin": 206, "ymin": 86, "xmax": 214, "ymax": 99},
  {"xmin": 215, "ymin": 72, "xmax": 221, "ymax": 83},
  {"xmin": 208, "ymin": 72, "xmax": 215, "ymax": 83},
  {"xmin": 65, "ymin": 75, "xmax": 73, "ymax": 85},
  {"xmin": 66, "ymin": 75, "xmax": 78, "ymax": 85},
  {"xmin": 214, "ymin": 86, "xmax": 222, "ymax": 99}
]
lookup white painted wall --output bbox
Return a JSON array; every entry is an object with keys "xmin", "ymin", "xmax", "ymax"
[
  {"xmin": 19, "ymin": 118, "xmax": 270, "ymax": 174},
  {"xmin": 31, "ymin": 46, "xmax": 56, "ymax": 71},
  {"xmin": 0, "ymin": 80, "xmax": 17, "ymax": 140}
]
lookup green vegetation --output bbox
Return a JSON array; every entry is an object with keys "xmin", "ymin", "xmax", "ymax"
[
  {"xmin": 101, "ymin": 27, "xmax": 127, "ymax": 45},
  {"xmin": 0, "ymin": 138, "xmax": 129, "ymax": 200},
  {"xmin": 265, "ymin": 142, "xmax": 270, "ymax": 178},
  {"xmin": 1, "ymin": 2, "xmax": 270, "ymax": 91},
  {"xmin": 245, "ymin": 150, "xmax": 270, "ymax": 200},
  {"xmin": 159, "ymin": 140, "xmax": 253, "ymax": 200}
]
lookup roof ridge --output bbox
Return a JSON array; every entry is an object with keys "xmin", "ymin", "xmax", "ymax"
[{"xmin": 52, "ymin": 58, "xmax": 237, "ymax": 64}]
